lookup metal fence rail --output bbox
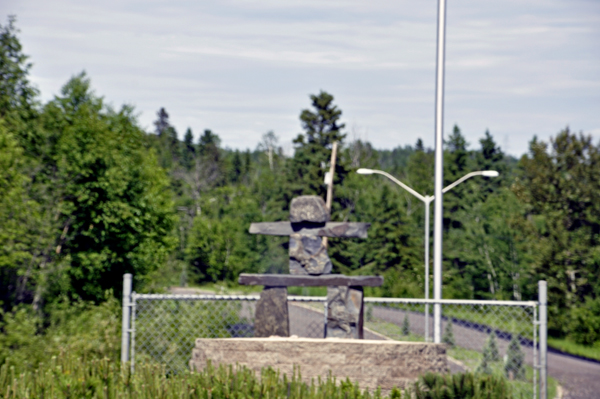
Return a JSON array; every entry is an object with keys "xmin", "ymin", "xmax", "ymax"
[{"xmin": 121, "ymin": 276, "xmax": 547, "ymax": 398}]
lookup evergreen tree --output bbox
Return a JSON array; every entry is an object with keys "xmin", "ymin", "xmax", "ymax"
[
  {"xmin": 401, "ymin": 314, "xmax": 410, "ymax": 336},
  {"xmin": 151, "ymin": 107, "xmax": 179, "ymax": 168},
  {"xmin": 286, "ymin": 91, "xmax": 347, "ymax": 199},
  {"xmin": 484, "ymin": 331, "xmax": 500, "ymax": 361},
  {"xmin": 197, "ymin": 129, "xmax": 223, "ymax": 187},
  {"xmin": 415, "ymin": 138, "xmax": 424, "ymax": 152},
  {"xmin": 182, "ymin": 127, "xmax": 195, "ymax": 170},
  {"xmin": 365, "ymin": 304, "xmax": 374, "ymax": 322},
  {"xmin": 504, "ymin": 335, "xmax": 525, "ymax": 380},
  {"xmin": 228, "ymin": 150, "xmax": 243, "ymax": 184},
  {"xmin": 476, "ymin": 345, "xmax": 493, "ymax": 374},
  {"xmin": 442, "ymin": 320, "xmax": 455, "ymax": 347},
  {"xmin": 443, "ymin": 125, "xmax": 473, "ymax": 230},
  {"xmin": 475, "ymin": 130, "xmax": 507, "ymax": 200},
  {"xmin": 0, "ymin": 16, "xmax": 39, "ymax": 137},
  {"xmin": 243, "ymin": 149, "xmax": 252, "ymax": 181}
]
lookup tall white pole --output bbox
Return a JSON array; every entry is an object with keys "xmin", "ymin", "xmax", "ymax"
[
  {"xmin": 424, "ymin": 198, "xmax": 431, "ymax": 342},
  {"xmin": 433, "ymin": 0, "xmax": 447, "ymax": 344},
  {"xmin": 121, "ymin": 273, "xmax": 132, "ymax": 363},
  {"xmin": 539, "ymin": 280, "xmax": 548, "ymax": 399}
]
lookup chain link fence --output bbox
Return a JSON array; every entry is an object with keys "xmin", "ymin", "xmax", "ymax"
[
  {"xmin": 124, "ymin": 285, "xmax": 546, "ymax": 398},
  {"xmin": 130, "ymin": 294, "xmax": 328, "ymax": 374},
  {"xmin": 363, "ymin": 298, "xmax": 539, "ymax": 398}
]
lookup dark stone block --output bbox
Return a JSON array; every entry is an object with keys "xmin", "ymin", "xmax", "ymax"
[
  {"xmin": 289, "ymin": 196, "xmax": 329, "ymax": 223},
  {"xmin": 239, "ymin": 274, "xmax": 383, "ymax": 287},
  {"xmin": 326, "ymin": 286, "xmax": 364, "ymax": 339},
  {"xmin": 249, "ymin": 221, "xmax": 370, "ymax": 239},
  {"xmin": 254, "ymin": 287, "xmax": 289, "ymax": 337},
  {"xmin": 289, "ymin": 233, "xmax": 332, "ymax": 275}
]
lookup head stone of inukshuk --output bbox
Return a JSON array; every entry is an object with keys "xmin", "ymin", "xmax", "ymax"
[{"xmin": 288, "ymin": 196, "xmax": 332, "ymax": 275}]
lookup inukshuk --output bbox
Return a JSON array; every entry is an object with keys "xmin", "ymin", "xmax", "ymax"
[{"xmin": 239, "ymin": 195, "xmax": 383, "ymax": 339}]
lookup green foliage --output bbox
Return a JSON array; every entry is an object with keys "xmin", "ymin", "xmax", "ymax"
[
  {"xmin": 401, "ymin": 314, "xmax": 410, "ymax": 336},
  {"xmin": 39, "ymin": 73, "xmax": 177, "ymax": 302},
  {"xmin": 0, "ymin": 296, "xmax": 121, "ymax": 371},
  {"xmin": 0, "ymin": 352, "xmax": 389, "ymax": 399},
  {"xmin": 513, "ymin": 129, "xmax": 600, "ymax": 337},
  {"xmin": 413, "ymin": 372, "xmax": 513, "ymax": 399},
  {"xmin": 548, "ymin": 336, "xmax": 600, "ymax": 362},
  {"xmin": 504, "ymin": 335, "xmax": 525, "ymax": 380},
  {"xmin": 0, "ymin": 125, "xmax": 41, "ymax": 309},
  {"xmin": 568, "ymin": 296, "xmax": 600, "ymax": 346},
  {"xmin": 442, "ymin": 320, "xmax": 455, "ymax": 347}
]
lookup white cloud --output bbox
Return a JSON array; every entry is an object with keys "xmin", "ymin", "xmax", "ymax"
[{"xmin": 2, "ymin": 0, "xmax": 599, "ymax": 155}]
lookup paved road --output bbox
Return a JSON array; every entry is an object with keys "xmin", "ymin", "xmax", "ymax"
[{"xmin": 546, "ymin": 351, "xmax": 600, "ymax": 399}]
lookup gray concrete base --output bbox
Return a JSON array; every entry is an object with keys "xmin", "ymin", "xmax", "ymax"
[{"xmin": 190, "ymin": 337, "xmax": 447, "ymax": 392}]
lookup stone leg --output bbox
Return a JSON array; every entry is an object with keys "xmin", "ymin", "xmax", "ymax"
[
  {"xmin": 326, "ymin": 286, "xmax": 364, "ymax": 339},
  {"xmin": 254, "ymin": 286, "xmax": 289, "ymax": 337}
]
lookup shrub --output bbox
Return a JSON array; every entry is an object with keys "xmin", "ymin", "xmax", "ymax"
[
  {"xmin": 0, "ymin": 295, "xmax": 121, "ymax": 371},
  {"xmin": 412, "ymin": 372, "xmax": 513, "ymax": 399}
]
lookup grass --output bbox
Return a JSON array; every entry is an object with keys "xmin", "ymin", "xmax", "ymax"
[
  {"xmin": 365, "ymin": 319, "xmax": 425, "ymax": 343},
  {"xmin": 0, "ymin": 353, "xmax": 391, "ymax": 399},
  {"xmin": 548, "ymin": 337, "xmax": 600, "ymax": 362}
]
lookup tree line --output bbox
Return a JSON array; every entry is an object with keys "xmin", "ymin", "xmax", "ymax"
[{"xmin": 1, "ymin": 16, "xmax": 599, "ymax": 346}]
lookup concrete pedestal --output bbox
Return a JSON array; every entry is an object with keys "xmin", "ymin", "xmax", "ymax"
[{"xmin": 190, "ymin": 337, "xmax": 447, "ymax": 392}]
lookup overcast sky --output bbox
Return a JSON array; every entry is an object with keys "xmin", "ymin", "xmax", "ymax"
[{"xmin": 3, "ymin": 0, "xmax": 599, "ymax": 156}]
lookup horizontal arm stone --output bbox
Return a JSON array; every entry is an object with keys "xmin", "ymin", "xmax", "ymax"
[
  {"xmin": 238, "ymin": 273, "xmax": 383, "ymax": 287},
  {"xmin": 249, "ymin": 222, "xmax": 370, "ymax": 238}
]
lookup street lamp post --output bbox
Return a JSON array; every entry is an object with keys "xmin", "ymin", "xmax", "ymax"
[{"xmin": 356, "ymin": 168, "xmax": 498, "ymax": 341}]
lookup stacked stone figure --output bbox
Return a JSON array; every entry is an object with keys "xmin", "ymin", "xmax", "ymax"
[
  {"xmin": 288, "ymin": 196, "xmax": 332, "ymax": 275},
  {"xmin": 241, "ymin": 195, "xmax": 382, "ymax": 339}
]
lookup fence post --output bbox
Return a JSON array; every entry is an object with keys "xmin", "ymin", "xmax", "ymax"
[
  {"xmin": 121, "ymin": 273, "xmax": 132, "ymax": 364},
  {"xmin": 539, "ymin": 280, "xmax": 547, "ymax": 399}
]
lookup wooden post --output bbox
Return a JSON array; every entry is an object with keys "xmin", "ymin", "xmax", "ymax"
[{"xmin": 323, "ymin": 141, "xmax": 338, "ymax": 248}]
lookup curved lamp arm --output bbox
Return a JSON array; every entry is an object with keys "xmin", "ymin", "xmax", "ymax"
[
  {"xmin": 357, "ymin": 168, "xmax": 427, "ymax": 203},
  {"xmin": 441, "ymin": 170, "xmax": 499, "ymax": 194},
  {"xmin": 357, "ymin": 168, "xmax": 499, "ymax": 200}
]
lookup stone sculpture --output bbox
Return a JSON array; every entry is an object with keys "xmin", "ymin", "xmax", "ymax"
[{"xmin": 240, "ymin": 195, "xmax": 382, "ymax": 339}]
